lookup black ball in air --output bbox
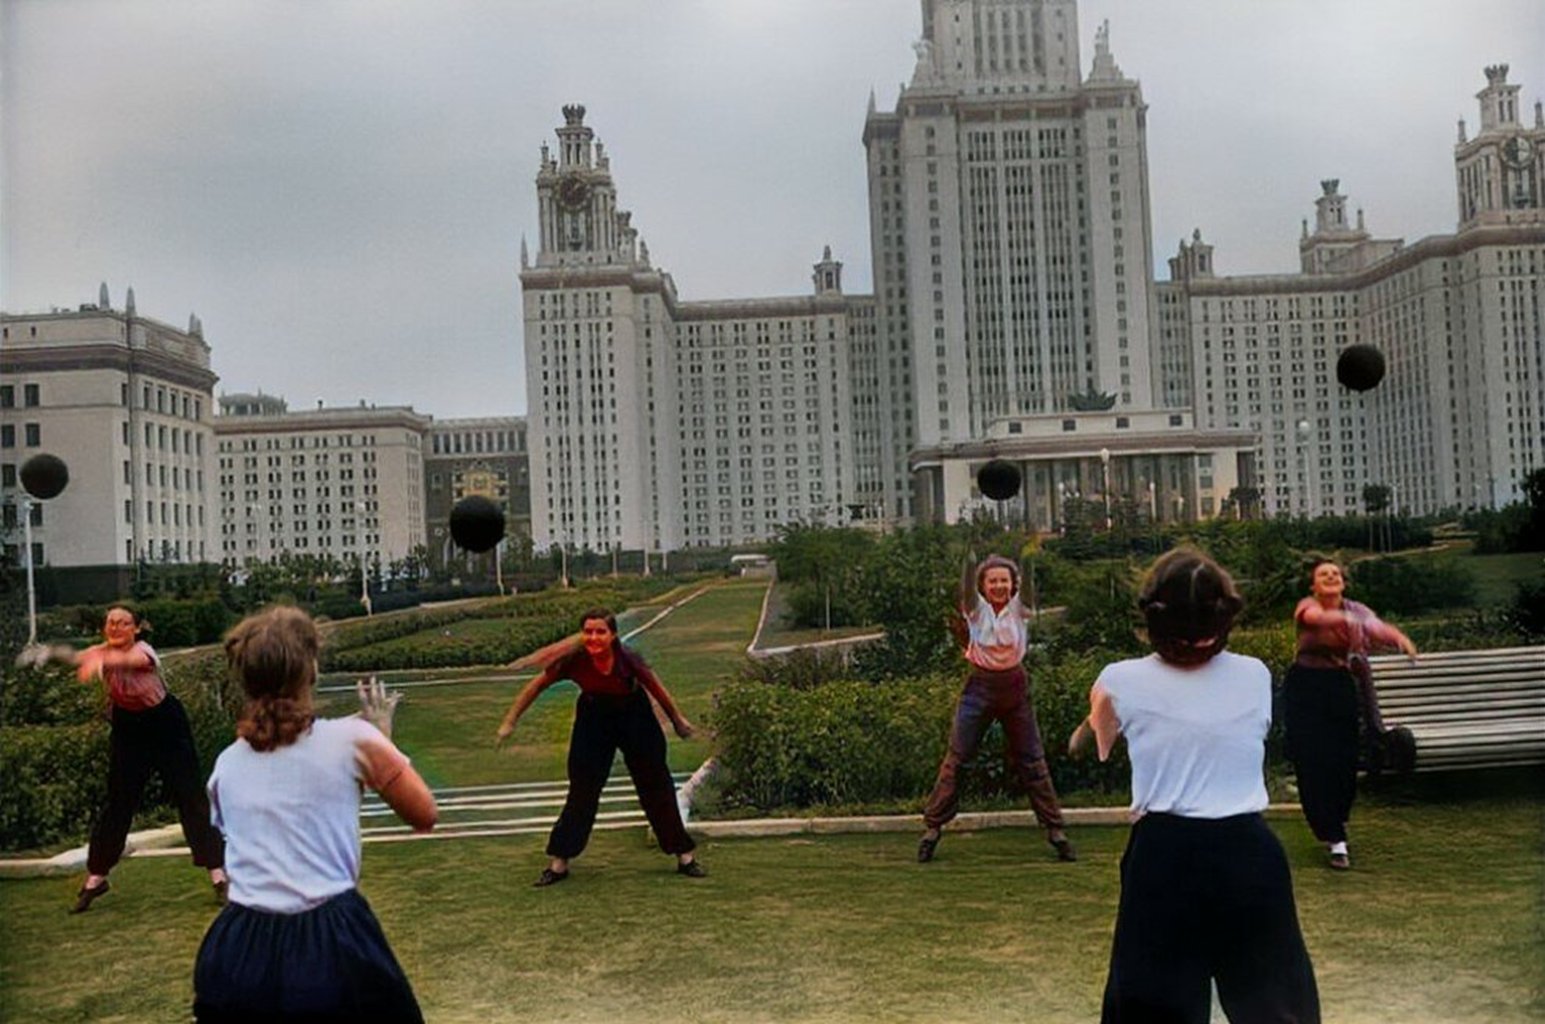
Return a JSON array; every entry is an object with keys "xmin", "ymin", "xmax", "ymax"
[
  {"xmin": 449, "ymin": 496, "xmax": 505, "ymax": 553},
  {"xmin": 1337, "ymin": 344, "xmax": 1386, "ymax": 392},
  {"xmin": 977, "ymin": 459, "xmax": 1022, "ymax": 501},
  {"xmin": 19, "ymin": 453, "xmax": 70, "ymax": 500}
]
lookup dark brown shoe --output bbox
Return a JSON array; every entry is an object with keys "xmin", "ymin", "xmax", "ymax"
[
  {"xmin": 917, "ymin": 832, "xmax": 940, "ymax": 863},
  {"xmin": 676, "ymin": 859, "xmax": 707, "ymax": 878},
  {"xmin": 1328, "ymin": 852, "xmax": 1350, "ymax": 871},
  {"xmin": 533, "ymin": 867, "xmax": 570, "ymax": 887},
  {"xmin": 70, "ymin": 879, "xmax": 109, "ymax": 914},
  {"xmin": 1051, "ymin": 837, "xmax": 1078, "ymax": 862}
]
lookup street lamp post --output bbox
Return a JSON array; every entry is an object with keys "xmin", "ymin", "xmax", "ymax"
[
  {"xmin": 22, "ymin": 498, "xmax": 38, "ymax": 645},
  {"xmin": 1099, "ymin": 448, "xmax": 1112, "ymax": 530},
  {"xmin": 356, "ymin": 501, "xmax": 372, "ymax": 616},
  {"xmin": 494, "ymin": 537, "xmax": 506, "ymax": 596}
]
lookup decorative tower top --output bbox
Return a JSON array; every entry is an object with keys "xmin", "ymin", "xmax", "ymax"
[
  {"xmin": 812, "ymin": 246, "xmax": 843, "ymax": 296},
  {"xmin": 99, "ymin": 281, "xmax": 110, "ymax": 309},
  {"xmin": 125, "ymin": 287, "xmax": 136, "ymax": 316},
  {"xmin": 555, "ymin": 103, "xmax": 596, "ymax": 170},
  {"xmin": 1086, "ymin": 19, "xmax": 1124, "ymax": 83},
  {"xmin": 1476, "ymin": 63, "xmax": 1521, "ymax": 132}
]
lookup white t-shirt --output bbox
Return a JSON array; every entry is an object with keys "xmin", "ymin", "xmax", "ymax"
[
  {"xmin": 1092, "ymin": 651, "xmax": 1271, "ymax": 820},
  {"xmin": 208, "ymin": 716, "xmax": 409, "ymax": 914}
]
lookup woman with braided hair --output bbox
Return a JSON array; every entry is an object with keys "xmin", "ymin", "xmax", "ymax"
[
  {"xmin": 916, "ymin": 554, "xmax": 1075, "ymax": 864},
  {"xmin": 193, "ymin": 606, "xmax": 436, "ymax": 1023}
]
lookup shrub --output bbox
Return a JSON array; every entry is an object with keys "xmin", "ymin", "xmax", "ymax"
[
  {"xmin": 1346, "ymin": 556, "xmax": 1477, "ymax": 616},
  {"xmin": 0, "ymin": 646, "xmax": 232, "ymax": 853},
  {"xmin": 0, "ymin": 721, "xmax": 109, "ymax": 851},
  {"xmin": 712, "ymin": 650, "xmax": 1132, "ymax": 816}
]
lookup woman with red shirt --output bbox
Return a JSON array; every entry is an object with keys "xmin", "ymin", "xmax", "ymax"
[
  {"xmin": 1284, "ymin": 558, "xmax": 1417, "ymax": 870},
  {"xmin": 54, "ymin": 606, "xmax": 226, "ymax": 911},
  {"xmin": 495, "ymin": 607, "xmax": 704, "ymax": 886}
]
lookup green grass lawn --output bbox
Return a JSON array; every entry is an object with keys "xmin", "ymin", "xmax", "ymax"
[{"xmin": 3, "ymin": 784, "xmax": 1540, "ymax": 1023}]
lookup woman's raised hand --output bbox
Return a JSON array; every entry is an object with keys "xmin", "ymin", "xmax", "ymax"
[
  {"xmin": 357, "ymin": 676, "xmax": 402, "ymax": 738},
  {"xmin": 672, "ymin": 716, "xmax": 697, "ymax": 740}
]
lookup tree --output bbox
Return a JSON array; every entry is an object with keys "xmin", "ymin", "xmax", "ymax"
[{"xmin": 1363, "ymin": 483, "xmax": 1392, "ymax": 552}]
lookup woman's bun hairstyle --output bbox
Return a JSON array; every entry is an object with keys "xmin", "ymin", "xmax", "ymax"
[{"xmin": 1137, "ymin": 547, "xmax": 1244, "ymax": 666}]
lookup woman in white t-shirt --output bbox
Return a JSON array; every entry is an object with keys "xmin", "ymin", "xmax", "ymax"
[
  {"xmin": 192, "ymin": 606, "xmax": 437, "ymax": 1023},
  {"xmin": 1072, "ymin": 548, "xmax": 1320, "ymax": 1024}
]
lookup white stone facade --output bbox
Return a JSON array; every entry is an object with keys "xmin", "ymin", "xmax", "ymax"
[
  {"xmin": 521, "ymin": 107, "xmax": 858, "ymax": 553},
  {"xmin": 1161, "ymin": 66, "xmax": 1545, "ymax": 516},
  {"xmin": 865, "ymin": 3, "xmax": 1157, "ymax": 472},
  {"xmin": 0, "ymin": 294, "xmax": 218, "ymax": 578},
  {"xmin": 214, "ymin": 395, "xmax": 429, "ymax": 566}
]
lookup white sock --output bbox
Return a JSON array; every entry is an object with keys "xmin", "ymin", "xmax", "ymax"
[{"xmin": 1329, "ymin": 841, "xmax": 1348, "ymax": 856}]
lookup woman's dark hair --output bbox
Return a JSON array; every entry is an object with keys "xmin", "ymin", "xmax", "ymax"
[
  {"xmin": 224, "ymin": 606, "xmax": 318, "ymax": 752},
  {"xmin": 1137, "ymin": 547, "xmax": 1244, "ymax": 666},
  {"xmin": 104, "ymin": 604, "xmax": 152, "ymax": 639}
]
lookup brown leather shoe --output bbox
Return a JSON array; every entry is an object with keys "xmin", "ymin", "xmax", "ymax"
[
  {"xmin": 1328, "ymin": 852, "xmax": 1350, "ymax": 870},
  {"xmin": 676, "ymin": 859, "xmax": 707, "ymax": 878},
  {"xmin": 533, "ymin": 867, "xmax": 570, "ymax": 887},
  {"xmin": 1051, "ymin": 837, "xmax": 1078, "ymax": 862},
  {"xmin": 70, "ymin": 879, "xmax": 110, "ymax": 914},
  {"xmin": 917, "ymin": 832, "xmax": 941, "ymax": 863}
]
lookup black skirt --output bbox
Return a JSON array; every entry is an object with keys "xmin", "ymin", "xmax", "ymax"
[{"xmin": 193, "ymin": 888, "xmax": 423, "ymax": 1023}]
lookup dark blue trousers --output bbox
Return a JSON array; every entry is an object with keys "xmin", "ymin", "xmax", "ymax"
[{"xmin": 1103, "ymin": 813, "xmax": 1320, "ymax": 1024}]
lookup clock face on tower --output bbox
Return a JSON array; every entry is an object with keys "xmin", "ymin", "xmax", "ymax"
[
  {"xmin": 556, "ymin": 174, "xmax": 592, "ymax": 210},
  {"xmin": 1502, "ymin": 135, "xmax": 1534, "ymax": 168}
]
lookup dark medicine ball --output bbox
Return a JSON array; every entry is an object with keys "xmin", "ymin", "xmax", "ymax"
[
  {"xmin": 977, "ymin": 459, "xmax": 1022, "ymax": 501},
  {"xmin": 448, "ymin": 495, "xmax": 505, "ymax": 553},
  {"xmin": 19, "ymin": 453, "xmax": 70, "ymax": 500},
  {"xmin": 1336, "ymin": 344, "xmax": 1385, "ymax": 392}
]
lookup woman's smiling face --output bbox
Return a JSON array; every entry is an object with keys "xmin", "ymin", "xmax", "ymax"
[
  {"xmin": 581, "ymin": 617, "xmax": 615, "ymax": 657},
  {"xmin": 103, "ymin": 607, "xmax": 138, "ymax": 648}
]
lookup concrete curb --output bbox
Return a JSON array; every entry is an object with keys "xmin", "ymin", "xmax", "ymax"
[
  {"xmin": 0, "ymin": 805, "xmax": 1304, "ymax": 878},
  {"xmin": 0, "ymin": 823, "xmax": 187, "ymax": 879}
]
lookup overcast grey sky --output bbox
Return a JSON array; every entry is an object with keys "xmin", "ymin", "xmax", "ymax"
[{"xmin": 3, "ymin": 1, "xmax": 1540, "ymax": 419}]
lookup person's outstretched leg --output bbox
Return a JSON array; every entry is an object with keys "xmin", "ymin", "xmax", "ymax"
[
  {"xmin": 919, "ymin": 676, "xmax": 994, "ymax": 860},
  {"xmin": 1001, "ymin": 681, "xmax": 1073, "ymax": 860},
  {"xmin": 542, "ymin": 699, "xmax": 616, "ymax": 879},
  {"xmin": 619, "ymin": 695, "xmax": 700, "ymax": 874}
]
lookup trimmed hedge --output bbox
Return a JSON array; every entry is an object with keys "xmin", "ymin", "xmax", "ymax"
[{"xmin": 0, "ymin": 646, "xmax": 233, "ymax": 852}]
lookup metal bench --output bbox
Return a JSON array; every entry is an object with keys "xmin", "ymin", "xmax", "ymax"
[{"xmin": 1370, "ymin": 646, "xmax": 1545, "ymax": 771}]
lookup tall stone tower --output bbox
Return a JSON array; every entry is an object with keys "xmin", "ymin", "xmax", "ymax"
[
  {"xmin": 863, "ymin": 0, "xmax": 1159, "ymax": 502},
  {"xmin": 521, "ymin": 105, "xmax": 682, "ymax": 555}
]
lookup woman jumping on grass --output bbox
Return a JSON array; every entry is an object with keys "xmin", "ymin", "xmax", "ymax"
[
  {"xmin": 1284, "ymin": 556, "xmax": 1417, "ymax": 871},
  {"xmin": 32, "ymin": 605, "xmax": 227, "ymax": 914},
  {"xmin": 495, "ymin": 606, "xmax": 705, "ymax": 886},
  {"xmin": 917, "ymin": 555, "xmax": 1075, "ymax": 864}
]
